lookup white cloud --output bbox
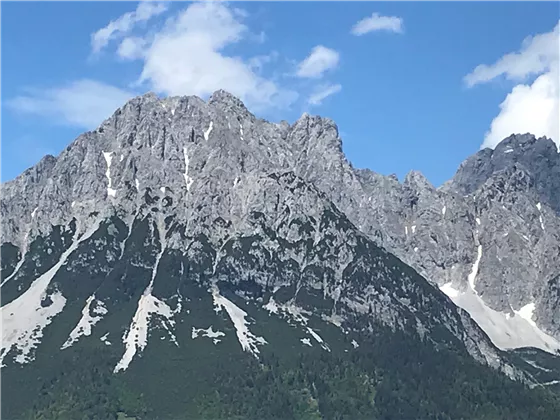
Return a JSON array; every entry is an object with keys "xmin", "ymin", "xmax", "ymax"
[
  {"xmin": 91, "ymin": 1, "xmax": 168, "ymax": 53},
  {"xmin": 351, "ymin": 12, "xmax": 404, "ymax": 36},
  {"xmin": 464, "ymin": 23, "xmax": 559, "ymax": 87},
  {"xmin": 114, "ymin": 2, "xmax": 297, "ymax": 111},
  {"xmin": 464, "ymin": 22, "xmax": 559, "ymax": 149},
  {"xmin": 248, "ymin": 51, "xmax": 279, "ymax": 72},
  {"xmin": 482, "ymin": 66, "xmax": 559, "ymax": 149},
  {"xmin": 296, "ymin": 46, "xmax": 340, "ymax": 79},
  {"xmin": 117, "ymin": 36, "xmax": 147, "ymax": 60},
  {"xmin": 308, "ymin": 84, "xmax": 342, "ymax": 106},
  {"xmin": 8, "ymin": 79, "xmax": 135, "ymax": 129}
]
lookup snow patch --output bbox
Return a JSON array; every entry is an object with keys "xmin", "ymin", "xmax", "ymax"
[
  {"xmin": 442, "ymin": 206, "xmax": 446, "ymax": 216},
  {"xmin": 301, "ymin": 338, "xmax": 312, "ymax": 347},
  {"xmin": 31, "ymin": 207, "xmax": 38, "ymax": 219},
  {"xmin": 114, "ymin": 232, "xmax": 181, "ymax": 373},
  {"xmin": 203, "ymin": 121, "xmax": 213, "ymax": 141},
  {"xmin": 306, "ymin": 327, "xmax": 330, "ymax": 352},
  {"xmin": 476, "ymin": 217, "xmax": 481, "ymax": 225},
  {"xmin": 515, "ymin": 303, "xmax": 536, "ymax": 326},
  {"xmin": 100, "ymin": 332, "xmax": 111, "ymax": 346},
  {"xmin": 525, "ymin": 359, "xmax": 551, "ymax": 372},
  {"xmin": 160, "ymin": 187, "xmax": 166, "ymax": 194},
  {"xmin": 114, "ymin": 288, "xmax": 179, "ymax": 373},
  {"xmin": 467, "ymin": 245, "xmax": 482, "ymax": 292},
  {"xmin": 440, "ymin": 282, "xmax": 460, "ymax": 298},
  {"xmin": 448, "ymin": 290, "xmax": 560, "ymax": 353},
  {"xmin": 539, "ymin": 380, "xmax": 560, "ymax": 387},
  {"xmin": 411, "ymin": 225, "xmax": 416, "ymax": 234},
  {"xmin": 278, "ymin": 302, "xmax": 311, "ymax": 325},
  {"xmin": 240, "ymin": 125, "xmax": 244, "ymax": 141},
  {"xmin": 1, "ymin": 223, "xmax": 99, "ymax": 366},
  {"xmin": 264, "ymin": 297, "xmax": 278, "ymax": 314},
  {"xmin": 211, "ymin": 286, "xmax": 267, "ymax": 357},
  {"xmin": 351, "ymin": 339, "xmax": 359, "ymax": 348},
  {"xmin": 262, "ymin": 298, "xmax": 333, "ymax": 351},
  {"xmin": 504, "ymin": 148, "xmax": 514, "ymax": 154},
  {"xmin": 61, "ymin": 295, "xmax": 107, "ymax": 349},
  {"xmin": 405, "ymin": 226, "xmax": 408, "ymax": 235},
  {"xmin": 120, "ymin": 154, "xmax": 124, "ymax": 162},
  {"xmin": 536, "ymin": 203, "xmax": 545, "ymax": 230},
  {"xmin": 135, "ymin": 178, "xmax": 140, "ymax": 191},
  {"xmin": 102, "ymin": 151, "xmax": 117, "ymax": 197},
  {"xmin": 183, "ymin": 147, "xmax": 194, "ymax": 190},
  {"xmin": 192, "ymin": 326, "xmax": 225, "ymax": 344},
  {"xmin": 437, "ymin": 232, "xmax": 560, "ymax": 353},
  {"xmin": 171, "ymin": 108, "xmax": 175, "ymax": 116}
]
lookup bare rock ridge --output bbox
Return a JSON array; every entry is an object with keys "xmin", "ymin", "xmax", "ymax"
[{"xmin": 1, "ymin": 89, "xmax": 559, "ymax": 381}]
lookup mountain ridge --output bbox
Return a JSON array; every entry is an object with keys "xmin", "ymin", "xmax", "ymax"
[
  {"xmin": 2, "ymin": 90, "xmax": 559, "ymax": 351},
  {"xmin": 2, "ymin": 90, "xmax": 560, "ymax": 418}
]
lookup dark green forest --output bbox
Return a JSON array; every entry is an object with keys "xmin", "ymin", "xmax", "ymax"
[{"xmin": 10, "ymin": 326, "xmax": 560, "ymax": 420}]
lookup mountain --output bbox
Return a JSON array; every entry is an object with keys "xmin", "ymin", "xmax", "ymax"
[
  {"xmin": 310, "ymin": 130, "xmax": 560, "ymax": 353},
  {"xmin": 1, "ymin": 90, "xmax": 559, "ymax": 419}
]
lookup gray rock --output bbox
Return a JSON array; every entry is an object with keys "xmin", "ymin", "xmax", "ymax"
[{"xmin": 1, "ymin": 90, "xmax": 559, "ymax": 364}]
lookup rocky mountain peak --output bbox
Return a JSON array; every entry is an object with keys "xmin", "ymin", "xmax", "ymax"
[
  {"xmin": 2, "ymin": 90, "xmax": 560, "ymax": 363},
  {"xmin": 446, "ymin": 134, "xmax": 560, "ymax": 214},
  {"xmin": 18, "ymin": 154, "xmax": 58, "ymax": 183},
  {"xmin": 208, "ymin": 89, "xmax": 248, "ymax": 110},
  {"xmin": 403, "ymin": 170, "xmax": 434, "ymax": 193}
]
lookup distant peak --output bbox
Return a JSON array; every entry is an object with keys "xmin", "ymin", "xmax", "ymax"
[
  {"xmin": 404, "ymin": 170, "xmax": 433, "ymax": 191},
  {"xmin": 294, "ymin": 112, "xmax": 338, "ymax": 130},
  {"xmin": 499, "ymin": 133, "xmax": 537, "ymax": 148},
  {"xmin": 118, "ymin": 92, "xmax": 161, "ymax": 112},
  {"xmin": 129, "ymin": 91, "xmax": 160, "ymax": 105},
  {"xmin": 493, "ymin": 133, "xmax": 558, "ymax": 158},
  {"xmin": 208, "ymin": 90, "xmax": 247, "ymax": 110},
  {"xmin": 140, "ymin": 91, "xmax": 160, "ymax": 100}
]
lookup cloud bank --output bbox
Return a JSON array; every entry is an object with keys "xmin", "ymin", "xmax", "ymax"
[
  {"xmin": 92, "ymin": 1, "xmax": 168, "ymax": 54},
  {"xmin": 465, "ymin": 22, "xmax": 559, "ymax": 149},
  {"xmin": 119, "ymin": 2, "xmax": 299, "ymax": 112},
  {"xmin": 8, "ymin": 79, "xmax": 135, "ymax": 129}
]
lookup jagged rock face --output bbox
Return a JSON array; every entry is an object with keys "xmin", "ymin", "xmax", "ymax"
[
  {"xmin": 0, "ymin": 90, "xmax": 557, "ymax": 383},
  {"xmin": 445, "ymin": 134, "xmax": 560, "ymax": 213},
  {"xmin": 279, "ymin": 116, "xmax": 560, "ymax": 351},
  {"xmin": 1, "ymin": 90, "xmax": 521, "ymax": 380}
]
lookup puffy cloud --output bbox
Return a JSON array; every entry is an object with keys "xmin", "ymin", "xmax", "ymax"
[
  {"xmin": 296, "ymin": 46, "xmax": 340, "ymax": 79},
  {"xmin": 351, "ymin": 12, "xmax": 404, "ymax": 36},
  {"xmin": 464, "ymin": 22, "xmax": 559, "ymax": 149},
  {"xmin": 464, "ymin": 23, "xmax": 559, "ymax": 87},
  {"xmin": 483, "ymin": 66, "xmax": 559, "ymax": 149},
  {"xmin": 91, "ymin": 1, "xmax": 168, "ymax": 53},
  {"xmin": 116, "ymin": 1, "xmax": 297, "ymax": 111},
  {"xmin": 7, "ymin": 79, "xmax": 135, "ymax": 129},
  {"xmin": 117, "ymin": 36, "xmax": 147, "ymax": 60},
  {"xmin": 308, "ymin": 84, "xmax": 342, "ymax": 106}
]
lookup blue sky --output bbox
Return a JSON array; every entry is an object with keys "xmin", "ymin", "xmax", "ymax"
[{"xmin": 2, "ymin": 1, "xmax": 559, "ymax": 184}]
